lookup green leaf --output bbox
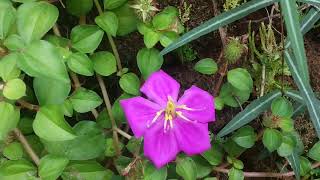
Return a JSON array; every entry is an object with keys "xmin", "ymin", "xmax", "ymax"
[
  {"xmin": 96, "ymin": 109, "xmax": 111, "ymax": 129},
  {"xmin": 42, "ymin": 121, "xmax": 105, "ymax": 160},
  {"xmin": 232, "ymin": 126, "xmax": 256, "ymax": 148},
  {"xmin": 18, "ymin": 117, "xmax": 34, "ymax": 135},
  {"xmin": 192, "ymin": 156, "xmax": 212, "ymax": 179},
  {"xmin": 308, "ymin": 141, "xmax": 320, "ymax": 161},
  {"xmin": 0, "ymin": 53, "xmax": 21, "ymax": 82},
  {"xmin": 112, "ymin": 93, "xmax": 133, "ymax": 124},
  {"xmin": 202, "ymin": 143, "xmax": 223, "ymax": 166},
  {"xmin": 62, "ymin": 161, "xmax": 113, "ymax": 180},
  {"xmin": 271, "ymin": 97, "xmax": 294, "ymax": 118},
  {"xmin": 33, "ymin": 105, "xmax": 76, "ymax": 141},
  {"xmin": 69, "ymin": 87, "xmax": 103, "ymax": 113},
  {"xmin": 228, "ymin": 168, "xmax": 244, "ymax": 180},
  {"xmin": 214, "ymin": 96, "xmax": 224, "ymax": 110},
  {"xmin": 111, "ymin": 3, "xmax": 138, "ymax": 36},
  {"xmin": 277, "ymin": 134, "xmax": 295, "ymax": 157},
  {"xmin": 227, "ymin": 68, "xmax": 253, "ymax": 91},
  {"xmin": 144, "ymin": 30, "xmax": 160, "ymax": 48},
  {"xmin": 218, "ymin": 91, "xmax": 281, "ymax": 137},
  {"xmin": 17, "ymin": 2, "xmax": 58, "ymax": 43},
  {"xmin": 18, "ymin": 40, "xmax": 70, "ymax": 83},
  {"xmin": 159, "ymin": 31, "xmax": 179, "ymax": 47},
  {"xmin": 194, "ymin": 58, "xmax": 218, "ymax": 75},
  {"xmin": 280, "ymin": 0, "xmax": 309, "ymax": 83},
  {"xmin": 62, "ymin": 99, "xmax": 73, "ymax": 117},
  {"xmin": 67, "ymin": 52, "xmax": 94, "ymax": 76},
  {"xmin": 0, "ymin": 102, "xmax": 20, "ymax": 141},
  {"xmin": 152, "ymin": 6, "xmax": 178, "ymax": 31},
  {"xmin": 104, "ymin": 0, "xmax": 127, "ymax": 10},
  {"xmin": 91, "ymin": 51, "xmax": 117, "ymax": 76},
  {"xmin": 262, "ymin": 128, "xmax": 282, "ymax": 152},
  {"xmin": 70, "ymin": 25, "xmax": 104, "ymax": 53},
  {"xmin": 144, "ymin": 161, "xmax": 167, "ymax": 180},
  {"xmin": 3, "ymin": 142, "xmax": 23, "ymax": 160},
  {"xmin": 3, "ymin": 35, "xmax": 26, "ymax": 51},
  {"xmin": 0, "ymin": 160, "xmax": 37, "ymax": 180},
  {"xmin": 279, "ymin": 117, "xmax": 294, "ymax": 132},
  {"xmin": 176, "ymin": 157, "xmax": 197, "ymax": 180},
  {"xmin": 300, "ymin": 156, "xmax": 311, "ymax": 176},
  {"xmin": 33, "ymin": 77, "xmax": 71, "ymax": 105},
  {"xmin": 287, "ymin": 151, "xmax": 301, "ymax": 180},
  {"xmin": 39, "ymin": 155, "xmax": 69, "ymax": 180},
  {"xmin": 126, "ymin": 137, "xmax": 142, "ymax": 154},
  {"xmin": 219, "ymin": 83, "xmax": 250, "ymax": 107},
  {"xmin": 160, "ymin": 0, "xmax": 276, "ymax": 55},
  {"xmin": 66, "ymin": 0, "xmax": 93, "ymax": 16},
  {"xmin": 0, "ymin": 1, "xmax": 16, "ymax": 40},
  {"xmin": 105, "ymin": 138, "xmax": 124, "ymax": 157},
  {"xmin": 3, "ymin": 78, "xmax": 26, "ymax": 100},
  {"xmin": 137, "ymin": 48, "xmax": 164, "ymax": 79},
  {"xmin": 95, "ymin": 12, "xmax": 118, "ymax": 37},
  {"xmin": 119, "ymin": 73, "xmax": 140, "ymax": 95}
]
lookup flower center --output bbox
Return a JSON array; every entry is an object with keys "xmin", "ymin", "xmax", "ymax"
[{"xmin": 165, "ymin": 96, "xmax": 176, "ymax": 121}]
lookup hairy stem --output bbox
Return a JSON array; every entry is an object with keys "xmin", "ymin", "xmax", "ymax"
[
  {"xmin": 17, "ymin": 100, "xmax": 39, "ymax": 111},
  {"xmin": 13, "ymin": 128, "xmax": 40, "ymax": 166},
  {"xmin": 97, "ymin": 75, "xmax": 121, "ymax": 155},
  {"xmin": 93, "ymin": 0, "xmax": 122, "ymax": 72}
]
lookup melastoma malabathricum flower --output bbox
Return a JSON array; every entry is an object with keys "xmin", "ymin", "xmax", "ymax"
[{"xmin": 120, "ymin": 70, "xmax": 215, "ymax": 168}]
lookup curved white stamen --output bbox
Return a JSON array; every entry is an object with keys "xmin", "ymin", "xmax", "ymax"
[
  {"xmin": 147, "ymin": 109, "xmax": 164, "ymax": 128},
  {"xmin": 176, "ymin": 105, "xmax": 205, "ymax": 111},
  {"xmin": 176, "ymin": 111, "xmax": 196, "ymax": 123}
]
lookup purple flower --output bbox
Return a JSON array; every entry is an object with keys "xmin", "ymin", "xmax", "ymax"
[{"xmin": 120, "ymin": 70, "xmax": 215, "ymax": 168}]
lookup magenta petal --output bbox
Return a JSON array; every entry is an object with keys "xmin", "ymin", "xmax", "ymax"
[
  {"xmin": 174, "ymin": 119, "xmax": 211, "ymax": 155},
  {"xmin": 177, "ymin": 85, "xmax": 215, "ymax": 123},
  {"xmin": 141, "ymin": 70, "xmax": 180, "ymax": 106},
  {"xmin": 120, "ymin": 97, "xmax": 161, "ymax": 138},
  {"xmin": 144, "ymin": 121, "xmax": 179, "ymax": 168}
]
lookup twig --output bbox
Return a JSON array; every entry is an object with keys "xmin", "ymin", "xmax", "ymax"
[
  {"xmin": 93, "ymin": 0, "xmax": 123, "ymax": 72},
  {"xmin": 97, "ymin": 75, "xmax": 121, "ymax": 156},
  {"xmin": 17, "ymin": 100, "xmax": 39, "ymax": 111},
  {"xmin": 13, "ymin": 128, "xmax": 40, "ymax": 166},
  {"xmin": 214, "ymin": 61, "xmax": 228, "ymax": 96},
  {"xmin": 213, "ymin": 162, "xmax": 320, "ymax": 178},
  {"xmin": 212, "ymin": 0, "xmax": 227, "ymax": 47},
  {"xmin": 115, "ymin": 127, "xmax": 132, "ymax": 140}
]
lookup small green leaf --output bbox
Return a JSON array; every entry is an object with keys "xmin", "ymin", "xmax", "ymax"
[
  {"xmin": 33, "ymin": 105, "xmax": 76, "ymax": 141},
  {"xmin": 308, "ymin": 141, "xmax": 320, "ymax": 161},
  {"xmin": 277, "ymin": 134, "xmax": 295, "ymax": 157},
  {"xmin": 112, "ymin": 3, "xmax": 138, "ymax": 36},
  {"xmin": 126, "ymin": 137, "xmax": 142, "ymax": 154},
  {"xmin": 19, "ymin": 40, "xmax": 70, "ymax": 83},
  {"xmin": 104, "ymin": 0, "xmax": 127, "ymax": 10},
  {"xmin": 70, "ymin": 25, "xmax": 104, "ymax": 53},
  {"xmin": 176, "ymin": 157, "xmax": 197, "ymax": 180},
  {"xmin": 137, "ymin": 48, "xmax": 163, "ymax": 79},
  {"xmin": 62, "ymin": 99, "xmax": 73, "ymax": 117},
  {"xmin": 105, "ymin": 138, "xmax": 124, "ymax": 157},
  {"xmin": 227, "ymin": 68, "xmax": 253, "ymax": 91},
  {"xmin": 119, "ymin": 73, "xmax": 140, "ymax": 95},
  {"xmin": 271, "ymin": 97, "xmax": 294, "ymax": 118},
  {"xmin": 0, "ymin": 1, "xmax": 16, "ymax": 40},
  {"xmin": 300, "ymin": 156, "xmax": 311, "ymax": 176},
  {"xmin": 262, "ymin": 128, "xmax": 282, "ymax": 152},
  {"xmin": 0, "ymin": 102, "xmax": 20, "ymax": 141},
  {"xmin": 33, "ymin": 77, "xmax": 71, "ymax": 105},
  {"xmin": 67, "ymin": 52, "xmax": 94, "ymax": 76},
  {"xmin": 18, "ymin": 117, "xmax": 34, "ymax": 135},
  {"xmin": 232, "ymin": 126, "xmax": 256, "ymax": 148},
  {"xmin": 112, "ymin": 93, "xmax": 133, "ymax": 124},
  {"xmin": 3, "ymin": 34, "xmax": 26, "ymax": 51},
  {"xmin": 69, "ymin": 87, "xmax": 103, "ymax": 113},
  {"xmin": 91, "ymin": 51, "xmax": 117, "ymax": 76},
  {"xmin": 95, "ymin": 12, "xmax": 118, "ymax": 37},
  {"xmin": 0, "ymin": 53, "xmax": 21, "ymax": 81},
  {"xmin": 144, "ymin": 31, "xmax": 160, "ymax": 48},
  {"xmin": 96, "ymin": 109, "xmax": 111, "ymax": 129},
  {"xmin": 66, "ymin": 0, "xmax": 93, "ymax": 16},
  {"xmin": 194, "ymin": 58, "xmax": 218, "ymax": 75},
  {"xmin": 3, "ymin": 78, "xmax": 26, "ymax": 100},
  {"xmin": 223, "ymin": 139, "xmax": 246, "ymax": 157},
  {"xmin": 39, "ymin": 155, "xmax": 69, "ymax": 180},
  {"xmin": 214, "ymin": 96, "xmax": 224, "ymax": 110},
  {"xmin": 219, "ymin": 83, "xmax": 250, "ymax": 107},
  {"xmin": 0, "ymin": 160, "xmax": 37, "ymax": 179},
  {"xmin": 144, "ymin": 161, "xmax": 167, "ymax": 180},
  {"xmin": 17, "ymin": 2, "xmax": 58, "ymax": 43},
  {"xmin": 228, "ymin": 168, "xmax": 244, "ymax": 180},
  {"xmin": 3, "ymin": 142, "xmax": 23, "ymax": 160},
  {"xmin": 152, "ymin": 6, "xmax": 178, "ymax": 30},
  {"xmin": 279, "ymin": 117, "xmax": 294, "ymax": 132},
  {"xmin": 159, "ymin": 31, "xmax": 179, "ymax": 47},
  {"xmin": 62, "ymin": 161, "xmax": 113, "ymax": 179},
  {"xmin": 202, "ymin": 143, "xmax": 223, "ymax": 166}
]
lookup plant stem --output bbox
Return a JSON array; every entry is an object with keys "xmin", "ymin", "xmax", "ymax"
[
  {"xmin": 115, "ymin": 127, "xmax": 132, "ymax": 140},
  {"xmin": 260, "ymin": 64, "xmax": 266, "ymax": 97},
  {"xmin": 96, "ymin": 75, "xmax": 121, "ymax": 155},
  {"xmin": 213, "ymin": 162, "xmax": 320, "ymax": 178},
  {"xmin": 52, "ymin": 24, "xmax": 62, "ymax": 37},
  {"xmin": 13, "ymin": 128, "xmax": 40, "ymax": 166},
  {"xmin": 93, "ymin": 0, "xmax": 123, "ymax": 72},
  {"xmin": 17, "ymin": 100, "xmax": 39, "ymax": 111}
]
